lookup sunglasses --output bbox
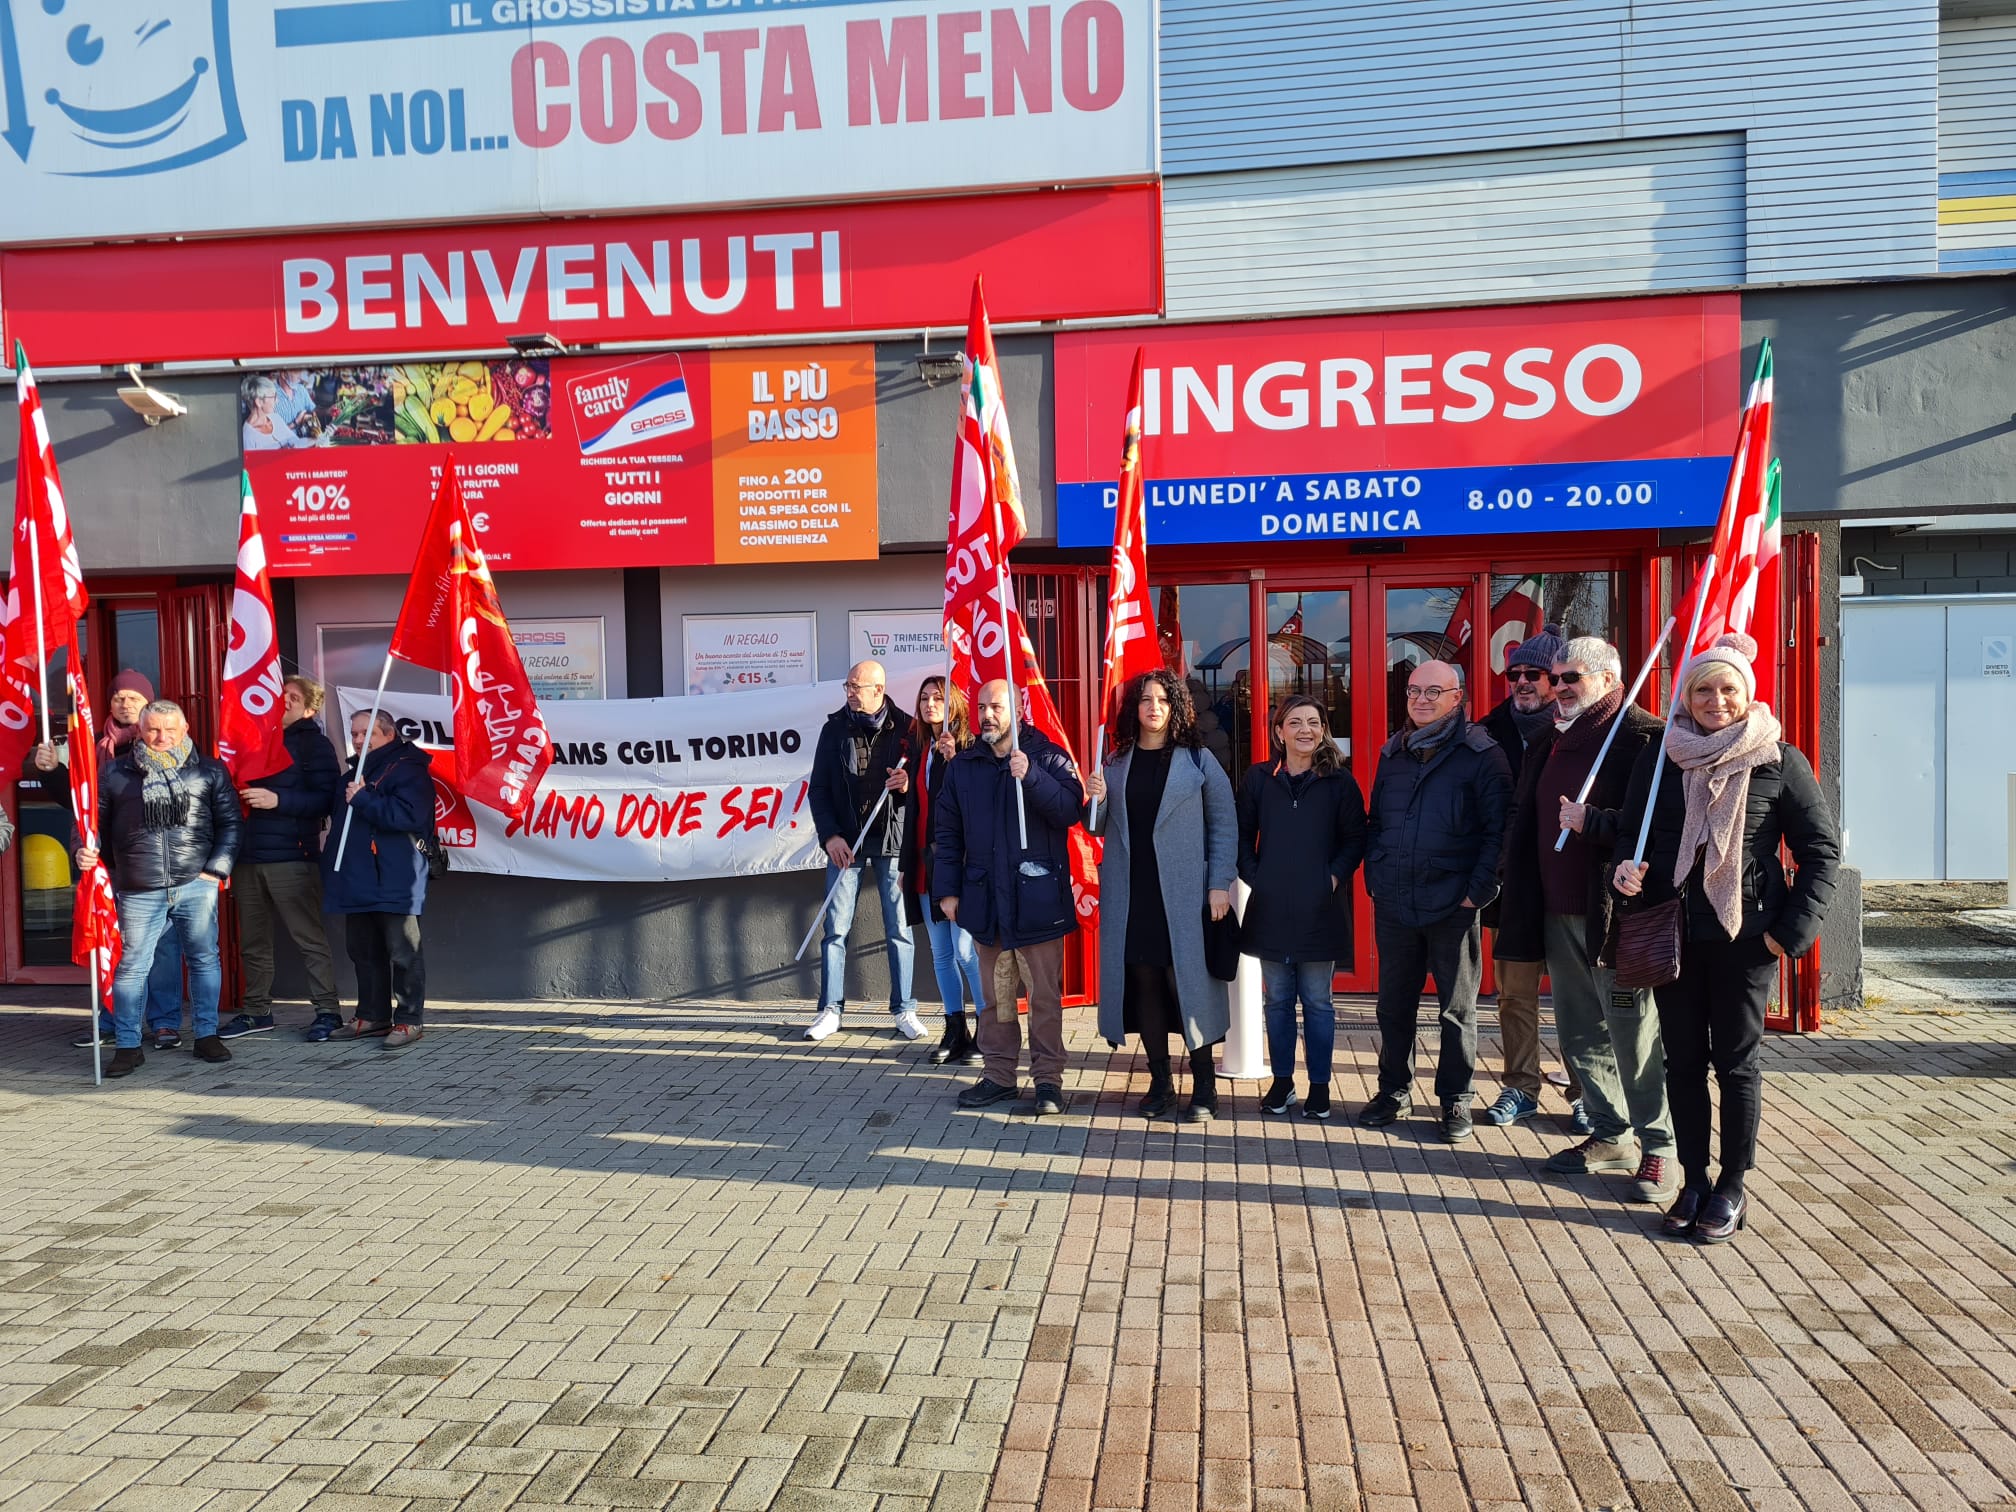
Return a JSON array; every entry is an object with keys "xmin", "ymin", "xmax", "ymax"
[
  {"xmin": 1507, "ymin": 667, "xmax": 1551, "ymax": 683},
  {"xmin": 1554, "ymin": 670, "xmax": 1586, "ymax": 684}
]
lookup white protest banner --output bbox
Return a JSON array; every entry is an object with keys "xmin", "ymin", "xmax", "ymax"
[{"xmin": 340, "ymin": 665, "xmax": 926, "ymax": 883}]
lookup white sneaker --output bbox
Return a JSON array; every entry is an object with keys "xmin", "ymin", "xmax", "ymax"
[
  {"xmin": 803, "ymin": 1008, "xmax": 842, "ymax": 1042},
  {"xmin": 893, "ymin": 1010, "xmax": 926, "ymax": 1041}
]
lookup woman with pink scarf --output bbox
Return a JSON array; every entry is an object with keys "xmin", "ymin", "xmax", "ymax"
[{"xmin": 1612, "ymin": 633, "xmax": 1839, "ymax": 1244}]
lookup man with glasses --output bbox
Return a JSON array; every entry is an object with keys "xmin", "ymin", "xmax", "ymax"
[
  {"xmin": 804, "ymin": 661, "xmax": 921, "ymax": 1044},
  {"xmin": 1498, "ymin": 637, "xmax": 1677, "ymax": 1202},
  {"xmin": 1479, "ymin": 624, "xmax": 1588, "ymax": 1132},
  {"xmin": 1360, "ymin": 659, "xmax": 1513, "ymax": 1142}
]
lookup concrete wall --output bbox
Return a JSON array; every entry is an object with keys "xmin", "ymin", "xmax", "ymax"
[{"xmin": 1841, "ymin": 526, "xmax": 2016, "ymax": 594}]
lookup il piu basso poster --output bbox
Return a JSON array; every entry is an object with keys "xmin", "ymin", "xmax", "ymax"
[{"xmin": 242, "ymin": 344, "xmax": 877, "ymax": 575}]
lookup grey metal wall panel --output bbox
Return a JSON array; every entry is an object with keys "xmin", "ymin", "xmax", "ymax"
[
  {"xmin": 1938, "ymin": 18, "xmax": 2016, "ymax": 270},
  {"xmin": 1164, "ymin": 0, "xmax": 1939, "ymax": 286},
  {"xmin": 1164, "ymin": 136, "xmax": 1744, "ymax": 319}
]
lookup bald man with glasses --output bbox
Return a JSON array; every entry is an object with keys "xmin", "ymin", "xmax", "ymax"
[{"xmin": 1359, "ymin": 659, "xmax": 1514, "ymax": 1143}]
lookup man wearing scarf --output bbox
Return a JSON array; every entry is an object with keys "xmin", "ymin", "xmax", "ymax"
[
  {"xmin": 1478, "ymin": 622, "xmax": 1586, "ymax": 1131},
  {"xmin": 1360, "ymin": 659, "xmax": 1513, "ymax": 1143},
  {"xmin": 74, "ymin": 699, "xmax": 243, "ymax": 1078},
  {"xmin": 31, "ymin": 670, "xmax": 191, "ymax": 1051},
  {"xmin": 1498, "ymin": 638, "xmax": 1676, "ymax": 1203},
  {"xmin": 803, "ymin": 661, "xmax": 920, "ymax": 1044}
]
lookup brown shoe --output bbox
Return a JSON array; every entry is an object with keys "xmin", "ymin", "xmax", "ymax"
[
  {"xmin": 344, "ymin": 1019, "xmax": 391, "ymax": 1040},
  {"xmin": 192, "ymin": 1035, "xmax": 232, "ymax": 1064},
  {"xmin": 1629, "ymin": 1154, "xmax": 1677, "ymax": 1203},
  {"xmin": 383, "ymin": 1025, "xmax": 423, "ymax": 1050},
  {"xmin": 1545, "ymin": 1134, "xmax": 1639, "ymax": 1175},
  {"xmin": 104, "ymin": 1047, "xmax": 145, "ymax": 1078}
]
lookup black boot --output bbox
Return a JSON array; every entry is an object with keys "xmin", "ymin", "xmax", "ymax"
[
  {"xmin": 1183, "ymin": 1047, "xmax": 1218, "ymax": 1123},
  {"xmin": 929, "ymin": 1012, "xmax": 967, "ymax": 1065},
  {"xmin": 1138, "ymin": 1039, "xmax": 1174, "ymax": 1118}
]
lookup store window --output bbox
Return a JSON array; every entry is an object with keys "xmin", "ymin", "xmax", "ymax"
[
  {"xmin": 1265, "ymin": 590, "xmax": 1353, "ymax": 768},
  {"xmin": 1384, "ymin": 584, "xmax": 1469, "ymax": 736},
  {"xmin": 1153, "ymin": 582, "xmax": 1250, "ymax": 780},
  {"xmin": 315, "ymin": 624, "xmax": 447, "ymax": 755}
]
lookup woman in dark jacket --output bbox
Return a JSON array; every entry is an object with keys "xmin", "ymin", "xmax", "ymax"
[
  {"xmin": 1084, "ymin": 671, "xmax": 1238, "ymax": 1122},
  {"xmin": 1613, "ymin": 633, "xmax": 1839, "ymax": 1243},
  {"xmin": 1237, "ymin": 695, "xmax": 1368, "ymax": 1121},
  {"xmin": 902, "ymin": 677, "xmax": 986, "ymax": 1066}
]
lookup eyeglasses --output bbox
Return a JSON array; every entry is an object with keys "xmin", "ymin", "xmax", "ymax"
[
  {"xmin": 1507, "ymin": 667, "xmax": 1550, "ymax": 683},
  {"xmin": 844, "ymin": 681, "xmax": 882, "ymax": 693},
  {"xmin": 1405, "ymin": 685, "xmax": 1458, "ymax": 701},
  {"xmin": 1554, "ymin": 670, "xmax": 1585, "ymax": 685}
]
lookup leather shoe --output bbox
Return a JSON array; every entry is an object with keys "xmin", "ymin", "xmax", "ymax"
[
  {"xmin": 1661, "ymin": 1186, "xmax": 1711, "ymax": 1236},
  {"xmin": 192, "ymin": 1035, "xmax": 232, "ymax": 1064},
  {"xmin": 1696, "ymin": 1191, "xmax": 1748, "ymax": 1243},
  {"xmin": 1138, "ymin": 1076, "xmax": 1174, "ymax": 1119},
  {"xmin": 104, "ymin": 1047, "xmax": 145, "ymax": 1078},
  {"xmin": 1356, "ymin": 1089, "xmax": 1410, "ymax": 1128}
]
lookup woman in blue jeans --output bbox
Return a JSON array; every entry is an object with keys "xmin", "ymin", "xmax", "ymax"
[
  {"xmin": 902, "ymin": 677, "xmax": 986, "ymax": 1065},
  {"xmin": 1236, "ymin": 695, "xmax": 1368, "ymax": 1121}
]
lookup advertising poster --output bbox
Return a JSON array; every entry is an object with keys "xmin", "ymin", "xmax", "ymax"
[
  {"xmin": 1053, "ymin": 295, "xmax": 1743, "ymax": 548},
  {"xmin": 849, "ymin": 610, "xmax": 947, "ymax": 668},
  {"xmin": 514, "ymin": 619, "xmax": 606, "ymax": 701},
  {"xmin": 339, "ymin": 667, "xmax": 928, "ymax": 883},
  {"xmin": 240, "ymin": 344, "xmax": 877, "ymax": 575},
  {"xmin": 683, "ymin": 613, "xmax": 816, "ymax": 696}
]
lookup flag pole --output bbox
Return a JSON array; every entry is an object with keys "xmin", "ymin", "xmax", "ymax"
[
  {"xmin": 991, "ymin": 498, "xmax": 1028, "ymax": 850},
  {"xmin": 24, "ymin": 485, "xmax": 50, "ymax": 749},
  {"xmin": 1554, "ymin": 615, "xmax": 1676, "ymax": 853},
  {"xmin": 794, "ymin": 758, "xmax": 909, "ymax": 962},
  {"xmin": 89, "ymin": 957, "xmax": 101, "ymax": 1086},
  {"xmin": 331, "ymin": 651, "xmax": 396, "ymax": 869},
  {"xmin": 1632, "ymin": 557, "xmax": 1717, "ymax": 866}
]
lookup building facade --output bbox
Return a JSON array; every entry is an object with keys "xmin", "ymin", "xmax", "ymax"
[{"xmin": 3, "ymin": 2, "xmax": 2012, "ymax": 1010}]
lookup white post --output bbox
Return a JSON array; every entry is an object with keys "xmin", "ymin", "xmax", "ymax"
[
  {"xmin": 1217, "ymin": 880, "xmax": 1268, "ymax": 1080},
  {"xmin": 2007, "ymin": 773, "xmax": 2015, "ymax": 910},
  {"xmin": 331, "ymin": 652, "xmax": 396, "ymax": 870},
  {"xmin": 1555, "ymin": 615, "xmax": 1677, "ymax": 852},
  {"xmin": 1633, "ymin": 557, "xmax": 1718, "ymax": 866},
  {"xmin": 794, "ymin": 758, "xmax": 909, "ymax": 962}
]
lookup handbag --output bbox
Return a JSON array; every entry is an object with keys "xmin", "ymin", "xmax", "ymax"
[
  {"xmin": 1613, "ymin": 895, "xmax": 1682, "ymax": 989},
  {"xmin": 1201, "ymin": 900, "xmax": 1243, "ymax": 982}
]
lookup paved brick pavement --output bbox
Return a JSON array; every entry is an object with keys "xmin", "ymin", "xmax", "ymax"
[{"xmin": 1, "ymin": 978, "xmax": 2013, "ymax": 1512}]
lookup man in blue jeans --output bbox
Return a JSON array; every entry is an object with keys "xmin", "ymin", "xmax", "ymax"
[
  {"xmin": 804, "ymin": 661, "xmax": 920, "ymax": 1043},
  {"xmin": 75, "ymin": 700, "xmax": 243, "ymax": 1077}
]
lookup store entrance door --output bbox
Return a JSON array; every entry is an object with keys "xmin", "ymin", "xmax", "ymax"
[{"xmin": 3, "ymin": 580, "xmax": 230, "ymax": 986}]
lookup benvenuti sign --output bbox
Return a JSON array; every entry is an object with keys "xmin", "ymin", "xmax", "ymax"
[
  {"xmin": 0, "ymin": 0, "xmax": 1155, "ymax": 245},
  {"xmin": 1053, "ymin": 295, "xmax": 1743, "ymax": 548}
]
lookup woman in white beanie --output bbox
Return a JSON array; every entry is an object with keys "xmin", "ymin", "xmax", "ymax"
[{"xmin": 1611, "ymin": 633, "xmax": 1839, "ymax": 1243}]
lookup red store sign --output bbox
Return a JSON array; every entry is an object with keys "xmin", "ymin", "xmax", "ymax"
[{"xmin": 0, "ymin": 184, "xmax": 1161, "ymax": 368}]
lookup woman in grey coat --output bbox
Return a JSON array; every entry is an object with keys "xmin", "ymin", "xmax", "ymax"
[{"xmin": 1083, "ymin": 671, "xmax": 1237, "ymax": 1121}]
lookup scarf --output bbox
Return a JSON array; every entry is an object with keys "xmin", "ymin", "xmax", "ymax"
[
  {"xmin": 1402, "ymin": 708, "xmax": 1461, "ymax": 759},
  {"xmin": 1510, "ymin": 701, "xmax": 1556, "ymax": 746},
  {"xmin": 1664, "ymin": 705, "xmax": 1783, "ymax": 939},
  {"xmin": 136, "ymin": 737, "xmax": 199, "ymax": 831},
  {"xmin": 99, "ymin": 719, "xmax": 138, "ymax": 761},
  {"xmin": 1553, "ymin": 686, "xmax": 1623, "ymax": 749}
]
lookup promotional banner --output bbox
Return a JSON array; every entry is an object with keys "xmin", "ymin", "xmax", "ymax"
[
  {"xmin": 339, "ymin": 667, "xmax": 927, "ymax": 882},
  {"xmin": 682, "ymin": 612, "xmax": 816, "ymax": 696},
  {"xmin": 0, "ymin": 184, "xmax": 1162, "ymax": 366},
  {"xmin": 242, "ymin": 342, "xmax": 877, "ymax": 575},
  {"xmin": 1053, "ymin": 295, "xmax": 1743, "ymax": 548}
]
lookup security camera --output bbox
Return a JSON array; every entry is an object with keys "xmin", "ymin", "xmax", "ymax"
[{"xmin": 117, "ymin": 364, "xmax": 187, "ymax": 426}]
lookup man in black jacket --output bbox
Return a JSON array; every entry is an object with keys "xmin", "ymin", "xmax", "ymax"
[
  {"xmin": 934, "ymin": 679, "xmax": 1086, "ymax": 1114},
  {"xmin": 75, "ymin": 700, "xmax": 243, "ymax": 1077},
  {"xmin": 1501, "ymin": 638, "xmax": 1676, "ymax": 1201},
  {"xmin": 804, "ymin": 660, "xmax": 919, "ymax": 1044},
  {"xmin": 1359, "ymin": 660, "xmax": 1513, "ymax": 1143},
  {"xmin": 224, "ymin": 675, "xmax": 344, "ymax": 1042}
]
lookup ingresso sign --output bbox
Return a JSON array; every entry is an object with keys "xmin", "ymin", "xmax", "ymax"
[{"xmin": 0, "ymin": 0, "xmax": 1156, "ymax": 245}]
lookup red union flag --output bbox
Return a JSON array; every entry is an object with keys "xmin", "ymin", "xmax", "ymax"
[
  {"xmin": 391, "ymin": 463, "xmax": 552, "ymax": 819},
  {"xmin": 942, "ymin": 280, "xmax": 1027, "ymax": 642},
  {"xmin": 1099, "ymin": 349, "xmax": 1160, "ymax": 727},
  {"xmin": 1691, "ymin": 342, "xmax": 1779, "ymax": 705},
  {"xmin": 62, "ymin": 628, "xmax": 119, "ymax": 1010},
  {"xmin": 217, "ymin": 474, "xmax": 292, "ymax": 783}
]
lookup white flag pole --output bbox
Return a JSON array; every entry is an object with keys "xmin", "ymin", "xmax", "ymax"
[
  {"xmin": 25, "ymin": 496, "xmax": 51, "ymax": 749},
  {"xmin": 1632, "ymin": 557, "xmax": 1718, "ymax": 866},
  {"xmin": 89, "ymin": 956, "xmax": 102, "ymax": 1086},
  {"xmin": 1086, "ymin": 726, "xmax": 1108, "ymax": 830},
  {"xmin": 1554, "ymin": 615, "xmax": 1677, "ymax": 853},
  {"xmin": 794, "ymin": 758, "xmax": 909, "ymax": 962},
  {"xmin": 331, "ymin": 651, "xmax": 396, "ymax": 870},
  {"xmin": 991, "ymin": 501, "xmax": 1028, "ymax": 850}
]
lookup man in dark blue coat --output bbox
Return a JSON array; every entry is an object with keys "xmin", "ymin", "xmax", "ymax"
[
  {"xmin": 324, "ymin": 708, "xmax": 434, "ymax": 1050},
  {"xmin": 222, "ymin": 676, "xmax": 344, "ymax": 1042},
  {"xmin": 933, "ymin": 679, "xmax": 1085, "ymax": 1114},
  {"xmin": 1360, "ymin": 659, "xmax": 1513, "ymax": 1143}
]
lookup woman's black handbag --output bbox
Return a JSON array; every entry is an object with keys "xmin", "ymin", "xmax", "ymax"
[
  {"xmin": 1613, "ymin": 896, "xmax": 1683, "ymax": 989},
  {"xmin": 1202, "ymin": 901, "xmax": 1243, "ymax": 982}
]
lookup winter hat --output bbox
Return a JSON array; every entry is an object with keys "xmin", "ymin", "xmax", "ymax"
[
  {"xmin": 108, "ymin": 669, "xmax": 155, "ymax": 703},
  {"xmin": 1506, "ymin": 622, "xmax": 1564, "ymax": 673},
  {"xmin": 1679, "ymin": 632, "xmax": 1758, "ymax": 701}
]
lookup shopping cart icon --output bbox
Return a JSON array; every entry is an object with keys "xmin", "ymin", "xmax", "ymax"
[{"xmin": 865, "ymin": 634, "xmax": 891, "ymax": 657}]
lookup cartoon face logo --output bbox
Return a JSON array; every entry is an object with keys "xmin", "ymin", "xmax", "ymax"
[{"xmin": 0, "ymin": 0, "xmax": 245, "ymax": 176}]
